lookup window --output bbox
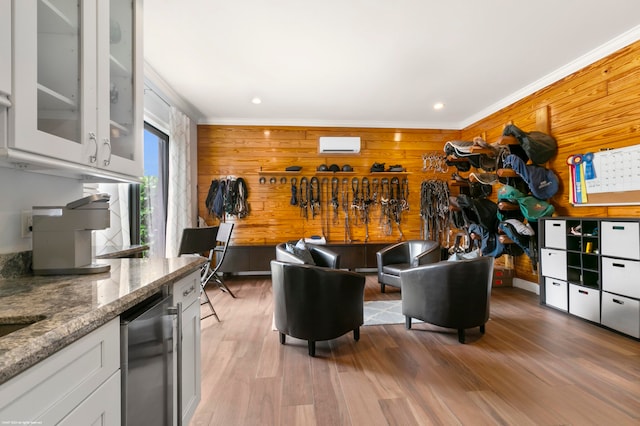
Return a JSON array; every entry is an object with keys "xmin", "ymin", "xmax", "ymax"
[{"xmin": 131, "ymin": 123, "xmax": 169, "ymax": 257}]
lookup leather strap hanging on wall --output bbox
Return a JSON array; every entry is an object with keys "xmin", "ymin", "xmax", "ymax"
[
  {"xmin": 420, "ymin": 179, "xmax": 450, "ymax": 242},
  {"xmin": 290, "ymin": 178, "xmax": 298, "ymax": 206},
  {"xmin": 371, "ymin": 178, "xmax": 379, "ymax": 204},
  {"xmin": 361, "ymin": 177, "xmax": 371, "ymax": 242},
  {"xmin": 380, "ymin": 178, "xmax": 391, "ymax": 235},
  {"xmin": 401, "ymin": 177, "xmax": 410, "ymax": 213},
  {"xmin": 322, "ymin": 177, "xmax": 329, "ymax": 239},
  {"xmin": 309, "ymin": 176, "xmax": 320, "ymax": 218},
  {"xmin": 234, "ymin": 177, "xmax": 249, "ymax": 218},
  {"xmin": 299, "ymin": 177, "xmax": 309, "ymax": 219},
  {"xmin": 341, "ymin": 178, "xmax": 351, "ymax": 242},
  {"xmin": 351, "ymin": 177, "xmax": 360, "ymax": 225},
  {"xmin": 390, "ymin": 177, "xmax": 405, "ymax": 240},
  {"xmin": 331, "ymin": 177, "xmax": 340, "ymax": 224}
]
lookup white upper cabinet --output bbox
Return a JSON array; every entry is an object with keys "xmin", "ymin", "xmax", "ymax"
[
  {"xmin": 100, "ymin": 0, "xmax": 143, "ymax": 177},
  {"xmin": 0, "ymin": 0, "xmax": 10, "ymax": 103},
  {"xmin": 9, "ymin": 0, "xmax": 142, "ymax": 180}
]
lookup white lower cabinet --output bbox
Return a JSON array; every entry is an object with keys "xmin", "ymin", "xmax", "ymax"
[
  {"xmin": 59, "ymin": 371, "xmax": 121, "ymax": 425},
  {"xmin": 173, "ymin": 271, "xmax": 202, "ymax": 426},
  {"xmin": 181, "ymin": 292, "xmax": 201, "ymax": 424},
  {"xmin": 544, "ymin": 277, "xmax": 568, "ymax": 311},
  {"xmin": 0, "ymin": 317, "xmax": 120, "ymax": 424},
  {"xmin": 602, "ymin": 292, "xmax": 640, "ymax": 338},
  {"xmin": 569, "ymin": 284, "xmax": 600, "ymax": 323}
]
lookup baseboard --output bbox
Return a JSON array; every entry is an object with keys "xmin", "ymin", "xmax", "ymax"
[{"xmin": 513, "ymin": 278, "xmax": 539, "ymax": 295}]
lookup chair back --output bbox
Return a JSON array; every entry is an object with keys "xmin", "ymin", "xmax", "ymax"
[
  {"xmin": 270, "ymin": 260, "xmax": 365, "ymax": 342},
  {"xmin": 400, "ymin": 256, "xmax": 494, "ymax": 329},
  {"xmin": 216, "ymin": 222, "xmax": 234, "ymax": 246},
  {"xmin": 178, "ymin": 227, "xmax": 219, "ymax": 256},
  {"xmin": 275, "ymin": 242, "xmax": 340, "ymax": 268},
  {"xmin": 407, "ymin": 240, "xmax": 440, "ymax": 261},
  {"xmin": 213, "ymin": 222, "xmax": 234, "ymax": 267}
]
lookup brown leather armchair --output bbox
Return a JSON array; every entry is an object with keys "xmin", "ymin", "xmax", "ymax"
[
  {"xmin": 270, "ymin": 260, "xmax": 365, "ymax": 356},
  {"xmin": 376, "ymin": 240, "xmax": 441, "ymax": 292},
  {"xmin": 275, "ymin": 242, "xmax": 340, "ymax": 268},
  {"xmin": 400, "ymin": 256, "xmax": 494, "ymax": 343}
]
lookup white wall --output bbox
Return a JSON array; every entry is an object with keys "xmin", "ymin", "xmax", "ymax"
[{"xmin": 0, "ymin": 168, "xmax": 82, "ymax": 253}]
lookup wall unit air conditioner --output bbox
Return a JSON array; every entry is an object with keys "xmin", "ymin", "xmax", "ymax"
[{"xmin": 318, "ymin": 137, "xmax": 361, "ymax": 154}]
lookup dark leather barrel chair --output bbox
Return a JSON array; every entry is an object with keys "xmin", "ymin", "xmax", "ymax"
[
  {"xmin": 376, "ymin": 240, "xmax": 441, "ymax": 293},
  {"xmin": 400, "ymin": 256, "xmax": 494, "ymax": 343},
  {"xmin": 275, "ymin": 242, "xmax": 340, "ymax": 269},
  {"xmin": 270, "ymin": 260, "xmax": 365, "ymax": 356}
]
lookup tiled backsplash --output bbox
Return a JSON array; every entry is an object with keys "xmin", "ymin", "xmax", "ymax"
[{"xmin": 0, "ymin": 251, "xmax": 32, "ymax": 278}]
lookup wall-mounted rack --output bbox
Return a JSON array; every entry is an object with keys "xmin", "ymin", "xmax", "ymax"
[{"xmin": 258, "ymin": 170, "xmax": 410, "ymax": 176}]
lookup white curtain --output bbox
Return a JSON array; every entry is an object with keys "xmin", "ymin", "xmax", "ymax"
[{"xmin": 165, "ymin": 106, "xmax": 193, "ymax": 257}]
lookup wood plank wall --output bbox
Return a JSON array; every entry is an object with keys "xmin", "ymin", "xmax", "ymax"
[
  {"xmin": 461, "ymin": 39, "xmax": 640, "ymax": 282},
  {"xmin": 197, "ymin": 39, "xmax": 640, "ymax": 284},
  {"xmin": 197, "ymin": 127, "xmax": 459, "ymax": 245}
]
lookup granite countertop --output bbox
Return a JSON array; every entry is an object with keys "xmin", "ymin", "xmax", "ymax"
[
  {"xmin": 0, "ymin": 256, "xmax": 205, "ymax": 385},
  {"xmin": 94, "ymin": 244, "xmax": 150, "ymax": 259}
]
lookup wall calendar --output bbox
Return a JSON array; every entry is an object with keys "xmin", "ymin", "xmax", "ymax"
[{"xmin": 573, "ymin": 143, "xmax": 640, "ymax": 206}]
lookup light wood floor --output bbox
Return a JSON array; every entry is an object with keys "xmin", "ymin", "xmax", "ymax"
[{"xmin": 192, "ymin": 274, "xmax": 640, "ymax": 426}]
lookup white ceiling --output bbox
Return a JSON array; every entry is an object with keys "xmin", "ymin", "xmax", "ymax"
[{"xmin": 143, "ymin": 0, "xmax": 640, "ymax": 129}]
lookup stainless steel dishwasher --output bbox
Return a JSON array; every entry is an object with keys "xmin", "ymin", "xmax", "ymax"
[{"xmin": 120, "ymin": 292, "xmax": 183, "ymax": 426}]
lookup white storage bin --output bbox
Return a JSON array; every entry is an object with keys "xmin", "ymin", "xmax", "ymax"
[
  {"xmin": 544, "ymin": 220, "xmax": 566, "ymax": 250},
  {"xmin": 540, "ymin": 248, "xmax": 567, "ymax": 281},
  {"xmin": 602, "ymin": 256, "xmax": 640, "ymax": 299},
  {"xmin": 601, "ymin": 221, "xmax": 640, "ymax": 260},
  {"xmin": 601, "ymin": 291, "xmax": 640, "ymax": 338},
  {"xmin": 545, "ymin": 277, "xmax": 568, "ymax": 311},
  {"xmin": 569, "ymin": 284, "xmax": 600, "ymax": 323}
]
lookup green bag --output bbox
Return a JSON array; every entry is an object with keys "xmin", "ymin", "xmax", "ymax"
[
  {"xmin": 518, "ymin": 196, "xmax": 555, "ymax": 222},
  {"xmin": 497, "ymin": 184, "xmax": 554, "ymax": 222}
]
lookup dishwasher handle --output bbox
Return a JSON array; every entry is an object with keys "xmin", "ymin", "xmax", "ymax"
[{"xmin": 168, "ymin": 302, "xmax": 183, "ymax": 426}]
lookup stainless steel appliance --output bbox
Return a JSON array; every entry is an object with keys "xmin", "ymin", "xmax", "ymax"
[
  {"xmin": 32, "ymin": 193, "xmax": 111, "ymax": 275},
  {"xmin": 120, "ymin": 293, "xmax": 183, "ymax": 426}
]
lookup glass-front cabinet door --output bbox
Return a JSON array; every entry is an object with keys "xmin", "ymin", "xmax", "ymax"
[
  {"xmin": 11, "ymin": 0, "xmax": 88, "ymax": 165},
  {"xmin": 0, "ymin": 0, "xmax": 11, "ymax": 103},
  {"xmin": 98, "ymin": 0, "xmax": 143, "ymax": 177},
  {"xmin": 10, "ymin": 0, "xmax": 142, "ymax": 180}
]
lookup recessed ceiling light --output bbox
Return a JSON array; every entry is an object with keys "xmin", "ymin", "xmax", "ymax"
[
  {"xmin": 433, "ymin": 102, "xmax": 444, "ymax": 110},
  {"xmin": 251, "ymin": 97, "xmax": 262, "ymax": 105}
]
